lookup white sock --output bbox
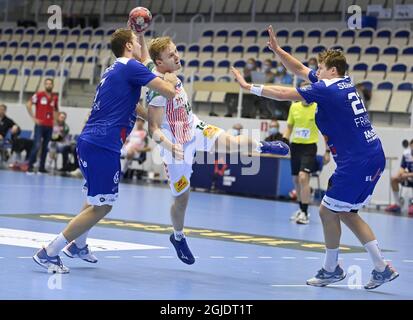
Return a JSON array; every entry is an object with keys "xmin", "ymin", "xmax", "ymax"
[
  {"xmin": 174, "ymin": 230, "xmax": 185, "ymax": 241},
  {"xmin": 46, "ymin": 233, "xmax": 68, "ymax": 257},
  {"xmin": 323, "ymin": 248, "xmax": 339, "ymax": 272},
  {"xmin": 364, "ymin": 240, "xmax": 387, "ymax": 272},
  {"xmin": 74, "ymin": 231, "xmax": 89, "ymax": 248},
  {"xmin": 393, "ymin": 190, "xmax": 400, "ymax": 206}
]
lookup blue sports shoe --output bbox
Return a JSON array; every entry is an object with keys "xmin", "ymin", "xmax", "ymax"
[
  {"xmin": 63, "ymin": 242, "xmax": 98, "ymax": 263},
  {"xmin": 364, "ymin": 265, "xmax": 399, "ymax": 290},
  {"xmin": 169, "ymin": 234, "xmax": 195, "ymax": 265},
  {"xmin": 259, "ymin": 141, "xmax": 290, "ymax": 156},
  {"xmin": 33, "ymin": 247, "xmax": 70, "ymax": 274},
  {"xmin": 306, "ymin": 265, "xmax": 346, "ymax": 287}
]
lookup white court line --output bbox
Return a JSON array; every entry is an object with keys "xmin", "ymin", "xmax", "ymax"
[
  {"xmin": 384, "ymin": 259, "xmax": 392, "ymax": 262},
  {"xmin": 104, "ymin": 256, "xmax": 120, "ymax": 259},
  {"xmin": 271, "ymin": 284, "xmax": 364, "ymax": 288},
  {"xmin": 234, "ymin": 256, "xmax": 249, "ymax": 259},
  {"xmin": 305, "ymin": 257, "xmax": 320, "ymax": 260},
  {"xmin": 159, "ymin": 256, "xmax": 173, "ymax": 259},
  {"xmin": 132, "ymin": 256, "xmax": 148, "ymax": 258},
  {"xmin": 210, "ymin": 256, "xmax": 225, "ymax": 259},
  {"xmin": 354, "ymin": 258, "xmax": 368, "ymax": 261},
  {"xmin": 403, "ymin": 260, "xmax": 413, "ymax": 263},
  {"xmin": 17, "ymin": 256, "xmax": 32, "ymax": 259},
  {"xmin": 0, "ymin": 257, "xmax": 4, "ymax": 259},
  {"xmin": 258, "ymin": 256, "xmax": 273, "ymax": 259},
  {"xmin": 281, "ymin": 256, "xmax": 297, "ymax": 259}
]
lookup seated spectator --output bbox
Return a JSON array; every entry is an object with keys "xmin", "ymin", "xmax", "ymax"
[
  {"xmin": 48, "ymin": 112, "xmax": 76, "ymax": 171},
  {"xmin": 0, "ymin": 103, "xmax": 33, "ymax": 162},
  {"xmin": 265, "ymin": 118, "xmax": 283, "ymax": 141},
  {"xmin": 356, "ymin": 83, "xmax": 372, "ymax": 105},
  {"xmin": 120, "ymin": 118, "xmax": 151, "ymax": 179},
  {"xmin": 230, "ymin": 123, "xmax": 243, "ymax": 136},
  {"xmin": 262, "ymin": 59, "xmax": 276, "ymax": 83},
  {"xmin": 297, "ymin": 57, "xmax": 318, "ymax": 86},
  {"xmin": 274, "ymin": 64, "xmax": 294, "ymax": 85},
  {"xmin": 385, "ymin": 139, "xmax": 413, "ymax": 215},
  {"xmin": 243, "ymin": 58, "xmax": 259, "ymax": 82},
  {"xmin": 402, "ymin": 139, "xmax": 411, "ymax": 158}
]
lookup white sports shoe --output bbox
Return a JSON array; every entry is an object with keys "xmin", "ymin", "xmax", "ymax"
[
  {"xmin": 63, "ymin": 242, "xmax": 98, "ymax": 263},
  {"xmin": 307, "ymin": 265, "xmax": 346, "ymax": 287},
  {"xmin": 296, "ymin": 211, "xmax": 310, "ymax": 224},
  {"xmin": 290, "ymin": 210, "xmax": 302, "ymax": 221},
  {"xmin": 33, "ymin": 248, "xmax": 70, "ymax": 274}
]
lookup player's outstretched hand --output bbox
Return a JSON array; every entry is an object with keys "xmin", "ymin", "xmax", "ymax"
[
  {"xmin": 267, "ymin": 25, "xmax": 279, "ymax": 53},
  {"xmin": 172, "ymin": 143, "xmax": 184, "ymax": 160},
  {"xmin": 230, "ymin": 67, "xmax": 249, "ymax": 89},
  {"xmin": 164, "ymin": 72, "xmax": 178, "ymax": 87}
]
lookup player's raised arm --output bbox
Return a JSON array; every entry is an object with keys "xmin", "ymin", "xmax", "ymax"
[
  {"xmin": 136, "ymin": 32, "xmax": 151, "ymax": 65},
  {"xmin": 146, "ymin": 72, "xmax": 177, "ymax": 99},
  {"xmin": 267, "ymin": 25, "xmax": 313, "ymax": 82},
  {"xmin": 231, "ymin": 67, "xmax": 305, "ymax": 102}
]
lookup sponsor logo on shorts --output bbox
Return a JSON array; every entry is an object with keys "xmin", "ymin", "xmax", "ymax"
[
  {"xmin": 79, "ymin": 159, "xmax": 87, "ymax": 168},
  {"xmin": 202, "ymin": 125, "xmax": 220, "ymax": 139},
  {"xmin": 100, "ymin": 197, "xmax": 106, "ymax": 203},
  {"xmin": 174, "ymin": 176, "xmax": 189, "ymax": 193},
  {"xmin": 113, "ymin": 171, "xmax": 119, "ymax": 184}
]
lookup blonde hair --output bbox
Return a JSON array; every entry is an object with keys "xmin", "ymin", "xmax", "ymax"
[
  {"xmin": 149, "ymin": 36, "xmax": 173, "ymax": 64},
  {"xmin": 318, "ymin": 49, "xmax": 347, "ymax": 77}
]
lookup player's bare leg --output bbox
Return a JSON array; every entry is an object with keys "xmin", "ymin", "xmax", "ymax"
[
  {"xmin": 296, "ymin": 171, "xmax": 311, "ymax": 224},
  {"xmin": 306, "ymin": 205, "xmax": 346, "ymax": 286},
  {"xmin": 290, "ymin": 175, "xmax": 302, "ymax": 221},
  {"xmin": 169, "ymin": 189, "xmax": 195, "ymax": 265},
  {"xmin": 171, "ymin": 189, "xmax": 190, "ymax": 232}
]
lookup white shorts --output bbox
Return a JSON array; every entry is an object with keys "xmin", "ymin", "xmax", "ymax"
[{"xmin": 159, "ymin": 115, "xmax": 223, "ymax": 196}]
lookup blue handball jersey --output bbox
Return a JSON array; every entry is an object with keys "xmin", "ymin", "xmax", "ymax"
[
  {"xmin": 79, "ymin": 57, "xmax": 156, "ymax": 153},
  {"xmin": 297, "ymin": 70, "xmax": 382, "ymax": 165}
]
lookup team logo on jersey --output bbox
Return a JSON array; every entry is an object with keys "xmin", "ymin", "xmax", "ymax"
[
  {"xmin": 203, "ymin": 125, "xmax": 220, "ymax": 139},
  {"xmin": 40, "ymin": 97, "xmax": 48, "ymax": 105},
  {"xmin": 174, "ymin": 176, "xmax": 189, "ymax": 193}
]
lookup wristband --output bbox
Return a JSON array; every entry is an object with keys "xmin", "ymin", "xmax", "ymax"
[{"xmin": 250, "ymin": 84, "xmax": 264, "ymax": 96}]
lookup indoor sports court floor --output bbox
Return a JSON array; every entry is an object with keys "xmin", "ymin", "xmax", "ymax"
[{"xmin": 0, "ymin": 170, "xmax": 412, "ymax": 300}]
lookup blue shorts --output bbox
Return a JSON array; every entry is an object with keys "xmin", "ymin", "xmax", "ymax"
[
  {"xmin": 322, "ymin": 150, "xmax": 386, "ymax": 212},
  {"xmin": 77, "ymin": 138, "xmax": 120, "ymax": 206}
]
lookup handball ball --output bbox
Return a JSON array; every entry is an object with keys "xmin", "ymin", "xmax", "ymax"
[{"xmin": 128, "ymin": 7, "xmax": 152, "ymax": 33}]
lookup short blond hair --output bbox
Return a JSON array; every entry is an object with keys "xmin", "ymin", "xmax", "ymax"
[
  {"xmin": 318, "ymin": 49, "xmax": 347, "ymax": 77},
  {"xmin": 149, "ymin": 36, "xmax": 173, "ymax": 64}
]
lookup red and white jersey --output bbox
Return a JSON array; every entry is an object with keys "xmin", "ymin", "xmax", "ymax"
[
  {"xmin": 32, "ymin": 91, "xmax": 59, "ymax": 127},
  {"xmin": 146, "ymin": 69, "xmax": 194, "ymax": 144}
]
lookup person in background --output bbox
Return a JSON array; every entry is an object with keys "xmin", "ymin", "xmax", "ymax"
[
  {"xmin": 48, "ymin": 112, "xmax": 72, "ymax": 171},
  {"xmin": 0, "ymin": 103, "xmax": 19, "ymax": 162},
  {"xmin": 26, "ymin": 78, "xmax": 59, "ymax": 174},
  {"xmin": 402, "ymin": 139, "xmax": 411, "ymax": 159},
  {"xmin": 274, "ymin": 64, "xmax": 294, "ymax": 85},
  {"xmin": 120, "ymin": 118, "xmax": 151, "ymax": 178},
  {"xmin": 229, "ymin": 123, "xmax": 243, "ymax": 136},
  {"xmin": 262, "ymin": 59, "xmax": 276, "ymax": 83},
  {"xmin": 265, "ymin": 118, "xmax": 283, "ymax": 141},
  {"xmin": 243, "ymin": 58, "xmax": 258, "ymax": 82},
  {"xmin": 355, "ymin": 83, "xmax": 372, "ymax": 107},
  {"xmin": 282, "ymin": 82, "xmax": 330, "ymax": 225},
  {"xmin": 385, "ymin": 139, "xmax": 413, "ymax": 215}
]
